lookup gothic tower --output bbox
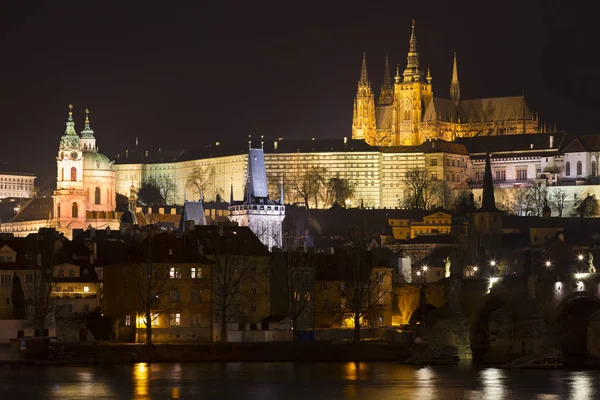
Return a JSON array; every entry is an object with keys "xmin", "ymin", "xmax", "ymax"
[
  {"xmin": 450, "ymin": 52, "xmax": 460, "ymax": 107},
  {"xmin": 379, "ymin": 54, "xmax": 393, "ymax": 106},
  {"xmin": 351, "ymin": 53, "xmax": 376, "ymax": 145},
  {"xmin": 392, "ymin": 20, "xmax": 433, "ymax": 146}
]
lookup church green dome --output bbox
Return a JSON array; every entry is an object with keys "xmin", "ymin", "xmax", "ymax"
[{"xmin": 83, "ymin": 151, "xmax": 113, "ymax": 171}]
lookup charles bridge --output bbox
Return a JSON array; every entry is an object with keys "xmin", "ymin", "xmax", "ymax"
[{"xmin": 395, "ymin": 269, "xmax": 600, "ymax": 363}]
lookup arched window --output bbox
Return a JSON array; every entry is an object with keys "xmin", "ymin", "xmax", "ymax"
[
  {"xmin": 593, "ymin": 160, "xmax": 597, "ymax": 177},
  {"xmin": 70, "ymin": 167, "xmax": 77, "ymax": 181},
  {"xmin": 61, "ymin": 168, "xmax": 64, "ymax": 181},
  {"xmin": 72, "ymin": 202, "xmax": 78, "ymax": 218},
  {"xmin": 57, "ymin": 204, "xmax": 61, "ymax": 218},
  {"xmin": 566, "ymin": 161, "xmax": 571, "ymax": 177},
  {"xmin": 577, "ymin": 161, "xmax": 583, "ymax": 176},
  {"xmin": 95, "ymin": 187, "xmax": 101, "ymax": 205}
]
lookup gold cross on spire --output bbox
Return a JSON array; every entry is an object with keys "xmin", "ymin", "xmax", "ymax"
[
  {"xmin": 68, "ymin": 104, "xmax": 73, "ymax": 117},
  {"xmin": 85, "ymin": 108, "xmax": 90, "ymax": 123}
]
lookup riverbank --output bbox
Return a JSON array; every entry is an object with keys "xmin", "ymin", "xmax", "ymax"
[{"xmin": 0, "ymin": 342, "xmax": 457, "ymax": 364}]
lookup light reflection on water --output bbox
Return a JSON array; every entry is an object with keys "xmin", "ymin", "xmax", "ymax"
[{"xmin": 0, "ymin": 362, "xmax": 599, "ymax": 399}]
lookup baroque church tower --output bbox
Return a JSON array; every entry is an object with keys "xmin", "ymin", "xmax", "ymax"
[
  {"xmin": 351, "ymin": 53, "xmax": 376, "ymax": 145},
  {"xmin": 53, "ymin": 106, "xmax": 117, "ymax": 235}
]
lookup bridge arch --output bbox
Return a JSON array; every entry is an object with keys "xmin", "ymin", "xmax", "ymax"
[
  {"xmin": 468, "ymin": 293, "xmax": 511, "ymax": 361},
  {"xmin": 548, "ymin": 291, "xmax": 600, "ymax": 363}
]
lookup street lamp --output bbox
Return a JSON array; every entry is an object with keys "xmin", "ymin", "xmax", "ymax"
[
  {"xmin": 422, "ymin": 265, "xmax": 428, "ymax": 283},
  {"xmin": 578, "ymin": 254, "xmax": 585, "ymax": 262},
  {"xmin": 545, "ymin": 260, "xmax": 552, "ymax": 268}
]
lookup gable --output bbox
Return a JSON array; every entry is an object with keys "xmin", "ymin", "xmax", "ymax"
[{"xmin": 561, "ymin": 138, "xmax": 586, "ymax": 154}]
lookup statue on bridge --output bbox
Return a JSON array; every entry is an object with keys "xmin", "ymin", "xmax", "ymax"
[
  {"xmin": 589, "ymin": 252, "xmax": 596, "ymax": 273},
  {"xmin": 444, "ymin": 257, "xmax": 451, "ymax": 278}
]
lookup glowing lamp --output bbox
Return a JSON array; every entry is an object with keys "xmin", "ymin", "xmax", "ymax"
[
  {"xmin": 489, "ymin": 260, "xmax": 497, "ymax": 267},
  {"xmin": 578, "ymin": 254, "xmax": 584, "ymax": 261},
  {"xmin": 545, "ymin": 261, "xmax": 551, "ymax": 268}
]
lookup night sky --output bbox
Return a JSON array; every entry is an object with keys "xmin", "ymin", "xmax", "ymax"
[{"xmin": 0, "ymin": 1, "xmax": 597, "ymax": 188}]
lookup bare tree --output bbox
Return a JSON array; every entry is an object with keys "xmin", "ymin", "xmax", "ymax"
[
  {"xmin": 121, "ymin": 229, "xmax": 172, "ymax": 345},
  {"xmin": 291, "ymin": 167, "xmax": 326, "ymax": 209},
  {"xmin": 573, "ymin": 194, "xmax": 599, "ymax": 220},
  {"xmin": 155, "ymin": 175, "xmax": 176, "ymax": 205},
  {"xmin": 334, "ymin": 249, "xmax": 392, "ymax": 344},
  {"xmin": 325, "ymin": 177, "xmax": 355, "ymax": 208},
  {"xmin": 25, "ymin": 230, "xmax": 61, "ymax": 333},
  {"xmin": 186, "ymin": 166, "xmax": 217, "ymax": 201},
  {"xmin": 138, "ymin": 178, "xmax": 164, "ymax": 206},
  {"xmin": 403, "ymin": 167, "xmax": 443, "ymax": 210},
  {"xmin": 549, "ymin": 187, "xmax": 568, "ymax": 217},
  {"xmin": 526, "ymin": 181, "xmax": 547, "ymax": 217}
]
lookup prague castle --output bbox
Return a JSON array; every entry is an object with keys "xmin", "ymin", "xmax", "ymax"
[{"xmin": 352, "ymin": 21, "xmax": 540, "ymax": 146}]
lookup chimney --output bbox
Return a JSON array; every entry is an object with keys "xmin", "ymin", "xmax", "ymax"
[
  {"xmin": 145, "ymin": 150, "xmax": 149, "ymax": 158},
  {"xmin": 343, "ymin": 137, "xmax": 348, "ymax": 144},
  {"xmin": 125, "ymin": 150, "xmax": 129, "ymax": 158},
  {"xmin": 274, "ymin": 141, "xmax": 278, "ymax": 150},
  {"xmin": 549, "ymin": 135, "xmax": 554, "ymax": 148},
  {"xmin": 530, "ymin": 143, "xmax": 534, "ymax": 149}
]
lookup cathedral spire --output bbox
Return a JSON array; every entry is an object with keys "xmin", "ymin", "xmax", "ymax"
[
  {"xmin": 379, "ymin": 53, "xmax": 393, "ymax": 105},
  {"xmin": 359, "ymin": 52, "xmax": 369, "ymax": 86},
  {"xmin": 450, "ymin": 52, "xmax": 460, "ymax": 106},
  {"xmin": 402, "ymin": 19, "xmax": 424, "ymax": 83},
  {"xmin": 65, "ymin": 104, "xmax": 77, "ymax": 136},
  {"xmin": 426, "ymin": 65, "xmax": 432, "ymax": 84},
  {"xmin": 479, "ymin": 153, "xmax": 498, "ymax": 212}
]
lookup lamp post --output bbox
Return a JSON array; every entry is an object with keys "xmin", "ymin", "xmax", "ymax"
[
  {"xmin": 422, "ymin": 265, "xmax": 428, "ymax": 283},
  {"xmin": 489, "ymin": 259, "xmax": 497, "ymax": 278}
]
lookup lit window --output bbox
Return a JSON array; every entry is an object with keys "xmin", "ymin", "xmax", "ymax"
[
  {"xmin": 170, "ymin": 267, "xmax": 181, "ymax": 279},
  {"xmin": 191, "ymin": 267, "xmax": 202, "ymax": 279},
  {"xmin": 169, "ymin": 313, "xmax": 181, "ymax": 326},
  {"xmin": 125, "ymin": 315, "xmax": 131, "ymax": 327},
  {"xmin": 83, "ymin": 286, "xmax": 89, "ymax": 293},
  {"xmin": 151, "ymin": 313, "xmax": 159, "ymax": 326}
]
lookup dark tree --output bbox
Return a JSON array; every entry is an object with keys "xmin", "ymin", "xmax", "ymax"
[
  {"xmin": 137, "ymin": 179, "xmax": 164, "ymax": 206},
  {"xmin": 115, "ymin": 192, "xmax": 129, "ymax": 212},
  {"xmin": 11, "ymin": 272, "xmax": 25, "ymax": 319}
]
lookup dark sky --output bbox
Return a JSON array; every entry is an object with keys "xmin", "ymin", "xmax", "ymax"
[{"xmin": 0, "ymin": 1, "xmax": 597, "ymax": 187}]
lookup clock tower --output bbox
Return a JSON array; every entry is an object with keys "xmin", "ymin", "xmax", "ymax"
[{"xmin": 54, "ymin": 105, "xmax": 86, "ymax": 231}]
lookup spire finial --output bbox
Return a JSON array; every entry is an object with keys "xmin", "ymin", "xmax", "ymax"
[
  {"xmin": 395, "ymin": 64, "xmax": 401, "ymax": 83},
  {"xmin": 450, "ymin": 52, "xmax": 460, "ymax": 107},
  {"xmin": 426, "ymin": 65, "xmax": 432, "ymax": 84},
  {"xmin": 379, "ymin": 53, "xmax": 393, "ymax": 105},
  {"xmin": 85, "ymin": 108, "xmax": 90, "ymax": 124},
  {"xmin": 248, "ymin": 134, "xmax": 252, "ymax": 149},
  {"xmin": 403, "ymin": 19, "xmax": 423, "ymax": 82},
  {"xmin": 68, "ymin": 104, "xmax": 73, "ymax": 120},
  {"xmin": 359, "ymin": 52, "xmax": 369, "ymax": 86}
]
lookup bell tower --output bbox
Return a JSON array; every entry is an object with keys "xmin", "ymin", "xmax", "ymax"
[
  {"xmin": 351, "ymin": 53, "xmax": 376, "ymax": 145},
  {"xmin": 53, "ymin": 105, "xmax": 87, "ymax": 232},
  {"xmin": 392, "ymin": 20, "xmax": 433, "ymax": 146}
]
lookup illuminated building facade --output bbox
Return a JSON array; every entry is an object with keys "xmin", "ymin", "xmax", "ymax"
[
  {"xmin": 0, "ymin": 172, "xmax": 35, "ymax": 199},
  {"xmin": 351, "ymin": 20, "xmax": 540, "ymax": 147}
]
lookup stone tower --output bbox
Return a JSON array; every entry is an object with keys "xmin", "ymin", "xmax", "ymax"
[
  {"xmin": 351, "ymin": 53, "xmax": 376, "ymax": 145},
  {"xmin": 228, "ymin": 146, "xmax": 285, "ymax": 250},
  {"xmin": 392, "ymin": 20, "xmax": 433, "ymax": 146},
  {"xmin": 378, "ymin": 54, "xmax": 393, "ymax": 106}
]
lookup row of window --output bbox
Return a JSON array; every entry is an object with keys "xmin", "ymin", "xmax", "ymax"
[
  {"xmin": 168, "ymin": 289, "xmax": 203, "ymax": 303},
  {"xmin": 169, "ymin": 267, "xmax": 203, "ymax": 279},
  {"xmin": 565, "ymin": 160, "xmax": 596, "ymax": 177},
  {"xmin": 0, "ymin": 177, "xmax": 33, "ymax": 182},
  {"xmin": 0, "ymin": 185, "xmax": 33, "ymax": 190}
]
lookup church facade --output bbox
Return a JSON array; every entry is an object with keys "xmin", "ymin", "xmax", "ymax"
[
  {"xmin": 352, "ymin": 21, "xmax": 540, "ymax": 147},
  {"xmin": 0, "ymin": 106, "xmax": 120, "ymax": 239}
]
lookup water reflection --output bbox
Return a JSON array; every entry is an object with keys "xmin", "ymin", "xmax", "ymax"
[
  {"xmin": 569, "ymin": 371, "xmax": 593, "ymax": 400},
  {"xmin": 412, "ymin": 366, "xmax": 438, "ymax": 400},
  {"xmin": 0, "ymin": 362, "xmax": 599, "ymax": 398},
  {"xmin": 481, "ymin": 368, "xmax": 506, "ymax": 400},
  {"xmin": 133, "ymin": 362, "xmax": 149, "ymax": 397}
]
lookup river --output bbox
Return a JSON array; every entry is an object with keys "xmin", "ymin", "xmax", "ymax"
[{"xmin": 0, "ymin": 362, "xmax": 599, "ymax": 399}]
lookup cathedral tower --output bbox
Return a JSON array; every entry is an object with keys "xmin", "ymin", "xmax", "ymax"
[
  {"xmin": 392, "ymin": 20, "xmax": 433, "ymax": 146},
  {"xmin": 351, "ymin": 53, "xmax": 376, "ymax": 145},
  {"xmin": 450, "ymin": 52, "xmax": 460, "ymax": 107},
  {"xmin": 378, "ymin": 54, "xmax": 393, "ymax": 106}
]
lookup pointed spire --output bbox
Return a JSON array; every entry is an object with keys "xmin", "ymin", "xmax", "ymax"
[
  {"xmin": 450, "ymin": 52, "xmax": 460, "ymax": 107},
  {"xmin": 64, "ymin": 104, "xmax": 77, "ymax": 136},
  {"xmin": 80, "ymin": 108, "xmax": 95, "ymax": 138},
  {"xmin": 395, "ymin": 64, "xmax": 401, "ymax": 84},
  {"xmin": 229, "ymin": 183, "xmax": 234, "ymax": 205},
  {"xmin": 402, "ymin": 19, "xmax": 423, "ymax": 83},
  {"xmin": 379, "ymin": 53, "xmax": 393, "ymax": 105},
  {"xmin": 426, "ymin": 65, "xmax": 432, "ymax": 84},
  {"xmin": 359, "ymin": 52, "xmax": 369, "ymax": 86},
  {"xmin": 479, "ymin": 153, "xmax": 499, "ymax": 212}
]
